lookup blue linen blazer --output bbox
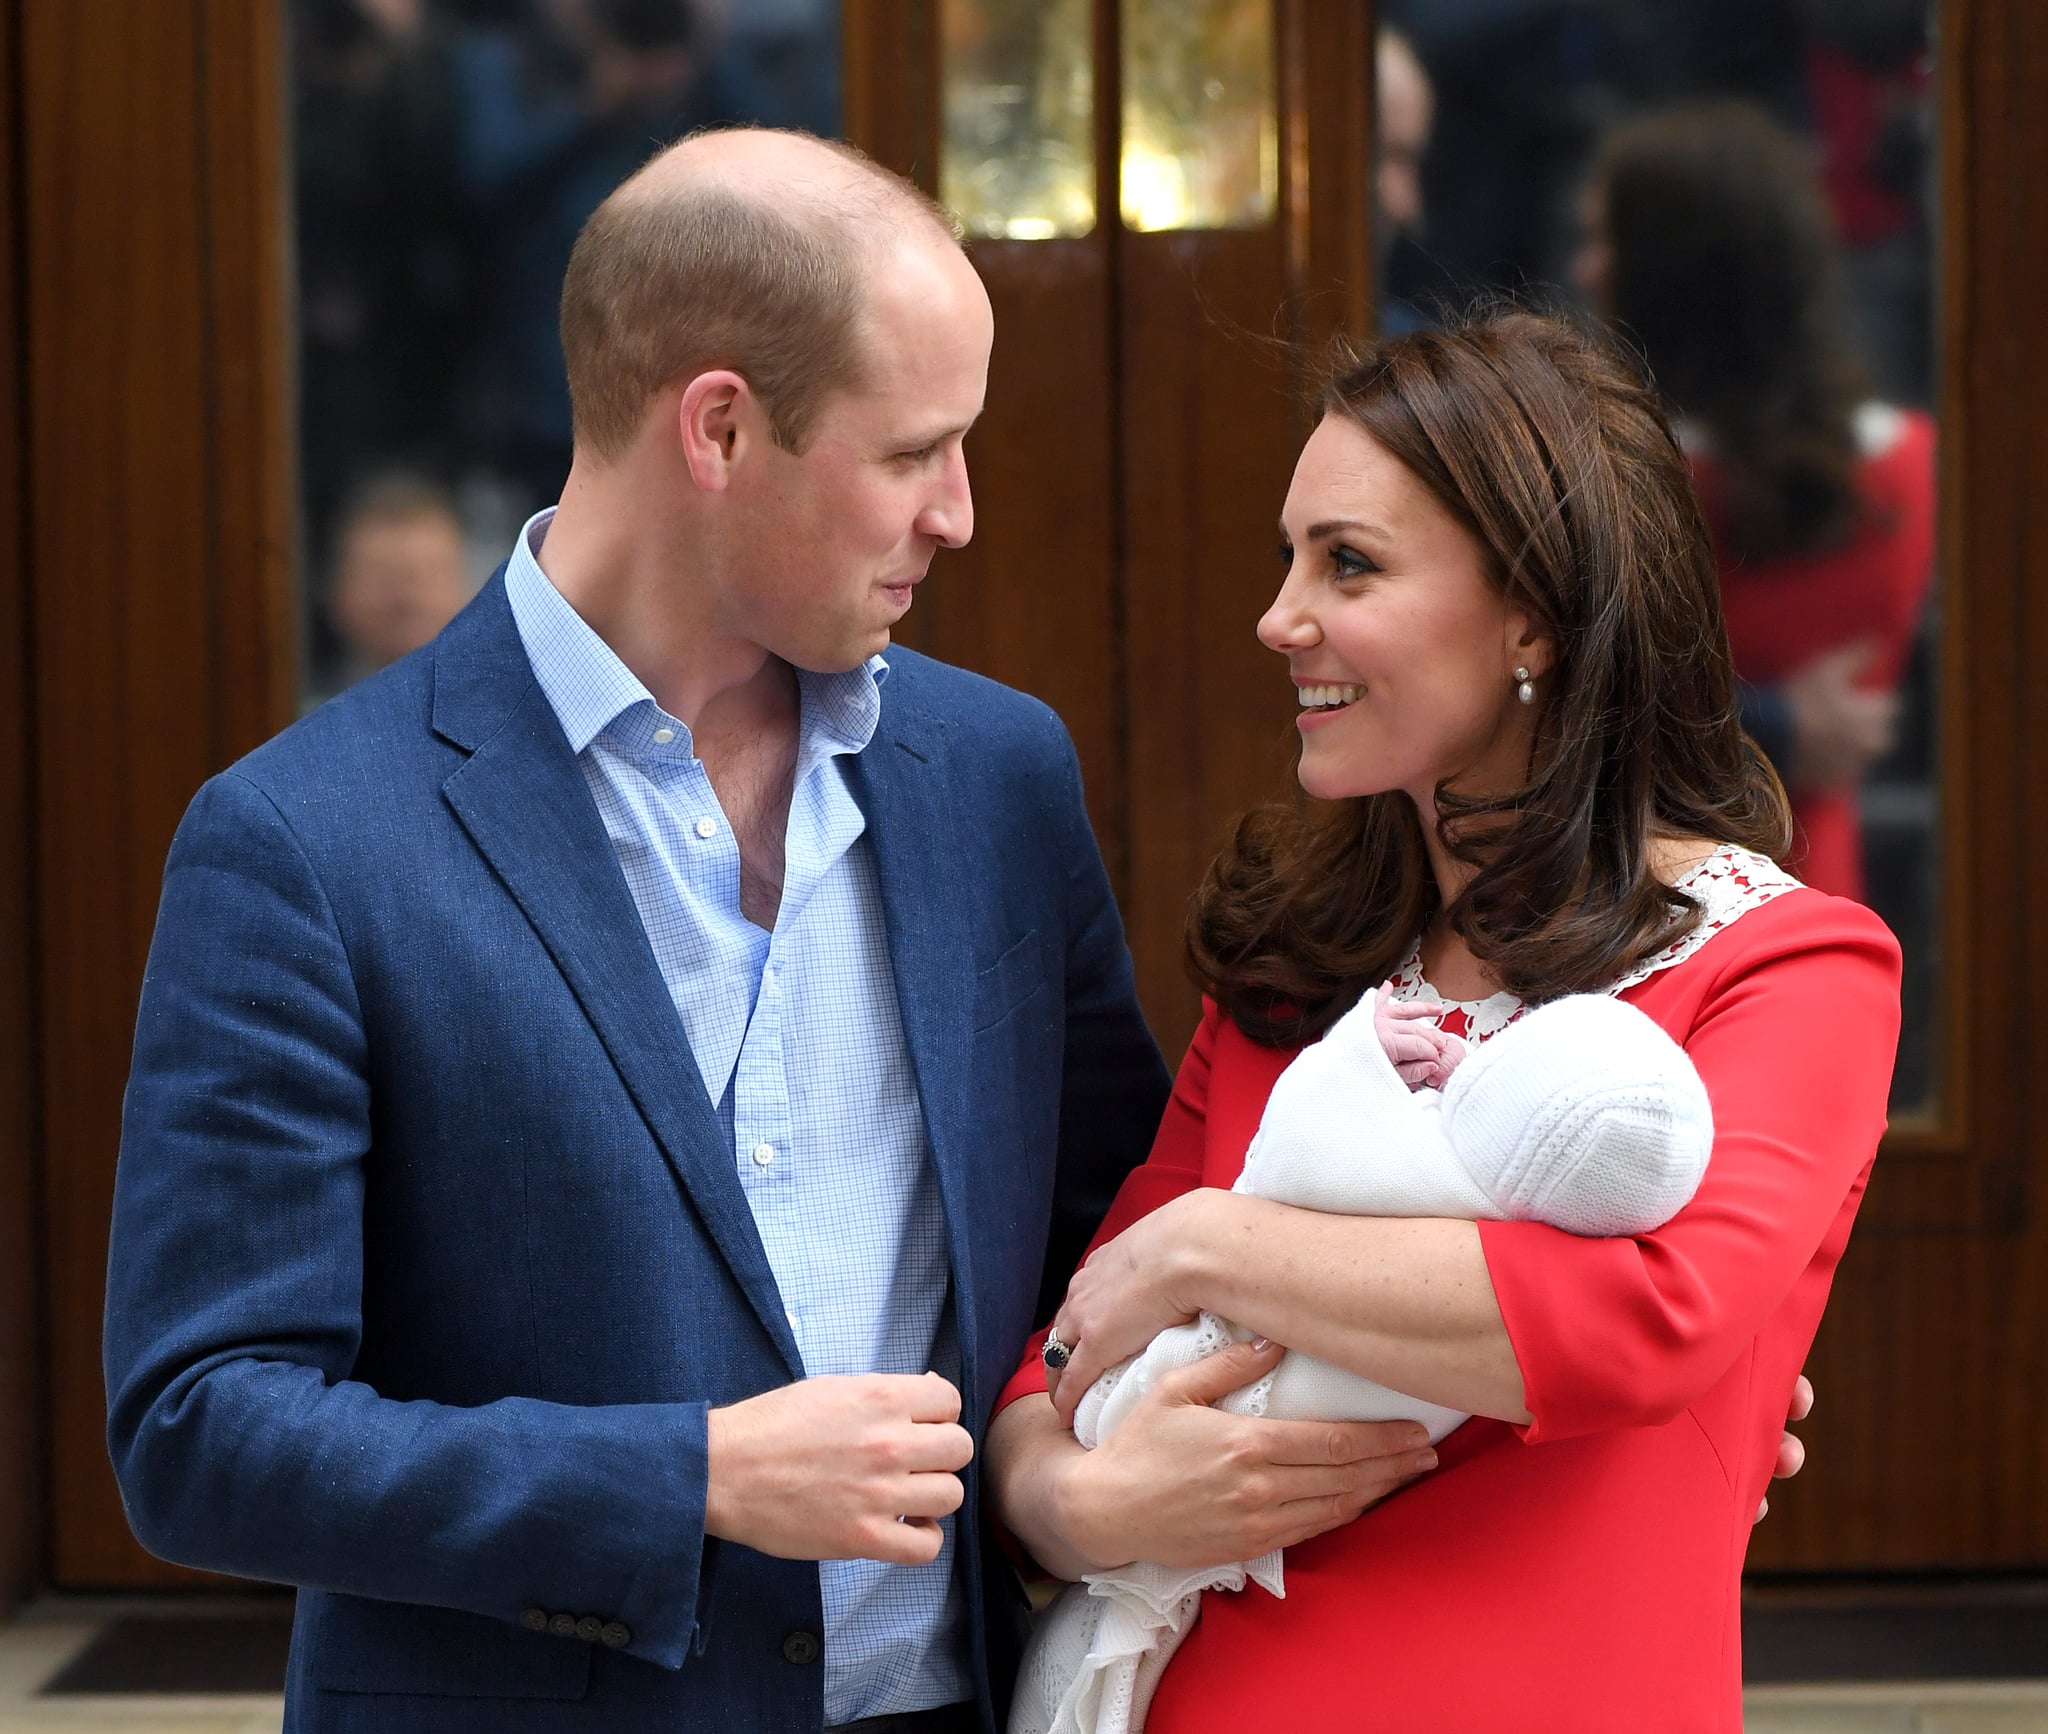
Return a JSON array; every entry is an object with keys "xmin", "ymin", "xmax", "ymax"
[{"xmin": 103, "ymin": 574, "xmax": 1171, "ymax": 1732}]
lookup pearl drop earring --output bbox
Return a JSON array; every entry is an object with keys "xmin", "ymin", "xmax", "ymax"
[{"xmin": 1515, "ymin": 666, "xmax": 1535, "ymax": 705}]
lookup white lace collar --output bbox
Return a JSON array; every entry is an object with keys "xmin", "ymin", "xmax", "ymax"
[{"xmin": 1386, "ymin": 844, "xmax": 1803, "ymax": 1043}]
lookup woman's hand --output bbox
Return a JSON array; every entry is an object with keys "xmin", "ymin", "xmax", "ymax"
[
  {"xmin": 989, "ymin": 1340, "xmax": 1439, "ymax": 1579},
  {"xmin": 1045, "ymin": 1189, "xmax": 1225, "ymax": 1426}
]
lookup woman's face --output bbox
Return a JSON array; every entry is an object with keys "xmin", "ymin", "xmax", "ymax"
[{"xmin": 1262, "ymin": 414, "xmax": 1545, "ymax": 810}]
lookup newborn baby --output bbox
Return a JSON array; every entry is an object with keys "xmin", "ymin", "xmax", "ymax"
[{"xmin": 1012, "ymin": 986, "xmax": 1715, "ymax": 1734}]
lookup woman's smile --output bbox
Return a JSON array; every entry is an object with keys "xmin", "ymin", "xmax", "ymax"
[{"xmin": 1295, "ymin": 681, "xmax": 1365, "ymax": 728}]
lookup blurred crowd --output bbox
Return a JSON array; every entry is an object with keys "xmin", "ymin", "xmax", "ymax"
[{"xmin": 294, "ymin": 0, "xmax": 840, "ymax": 699}]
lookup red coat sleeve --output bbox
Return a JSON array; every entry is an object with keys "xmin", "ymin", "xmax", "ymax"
[
  {"xmin": 991, "ymin": 999, "xmax": 1225, "ymax": 1415},
  {"xmin": 1479, "ymin": 894, "xmax": 1902, "ymax": 1442}
]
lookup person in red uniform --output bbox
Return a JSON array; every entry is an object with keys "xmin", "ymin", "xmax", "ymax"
[
  {"xmin": 1576, "ymin": 100, "xmax": 1937, "ymax": 903},
  {"xmin": 986, "ymin": 310, "xmax": 1900, "ymax": 1734}
]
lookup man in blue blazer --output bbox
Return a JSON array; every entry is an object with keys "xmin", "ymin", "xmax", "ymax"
[{"xmin": 105, "ymin": 131, "xmax": 1173, "ymax": 1730}]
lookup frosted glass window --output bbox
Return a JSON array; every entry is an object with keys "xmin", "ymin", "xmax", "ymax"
[
  {"xmin": 1120, "ymin": 0, "xmax": 1277, "ymax": 232},
  {"xmin": 940, "ymin": 0, "xmax": 1097, "ymax": 240}
]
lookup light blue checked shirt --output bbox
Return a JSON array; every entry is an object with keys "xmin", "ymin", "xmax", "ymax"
[{"xmin": 505, "ymin": 511, "xmax": 969, "ymax": 1721}]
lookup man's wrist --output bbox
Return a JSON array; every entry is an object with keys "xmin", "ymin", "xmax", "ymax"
[{"xmin": 701, "ymin": 1404, "xmax": 745, "ymax": 1545}]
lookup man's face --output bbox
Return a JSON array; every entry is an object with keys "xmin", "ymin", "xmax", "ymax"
[
  {"xmin": 720, "ymin": 239, "xmax": 993, "ymax": 673},
  {"xmin": 331, "ymin": 510, "xmax": 470, "ymax": 670}
]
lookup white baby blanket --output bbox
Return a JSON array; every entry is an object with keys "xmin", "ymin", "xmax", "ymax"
[{"xmin": 1010, "ymin": 988, "xmax": 1714, "ymax": 1734}]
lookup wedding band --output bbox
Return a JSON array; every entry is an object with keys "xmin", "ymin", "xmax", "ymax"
[{"xmin": 1041, "ymin": 1326, "xmax": 1072, "ymax": 1372}]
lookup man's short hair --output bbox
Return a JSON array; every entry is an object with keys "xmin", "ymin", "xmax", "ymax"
[{"xmin": 560, "ymin": 130, "xmax": 962, "ymax": 460}]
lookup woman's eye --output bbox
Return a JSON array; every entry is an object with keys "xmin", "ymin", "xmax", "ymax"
[
  {"xmin": 1275, "ymin": 540, "xmax": 1295, "ymax": 567},
  {"xmin": 898, "ymin": 443, "xmax": 940, "ymax": 464},
  {"xmin": 1332, "ymin": 546, "xmax": 1379, "ymax": 579}
]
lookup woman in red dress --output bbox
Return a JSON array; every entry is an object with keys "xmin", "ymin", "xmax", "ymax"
[
  {"xmin": 986, "ymin": 312, "xmax": 1900, "ymax": 1734},
  {"xmin": 1580, "ymin": 101, "xmax": 1938, "ymax": 902}
]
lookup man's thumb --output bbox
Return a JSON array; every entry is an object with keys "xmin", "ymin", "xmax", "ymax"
[{"xmin": 1165, "ymin": 1335, "xmax": 1285, "ymax": 1407}]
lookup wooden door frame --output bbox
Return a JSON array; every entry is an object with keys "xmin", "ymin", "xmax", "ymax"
[
  {"xmin": 1, "ymin": 0, "xmax": 45, "ymax": 1617},
  {"xmin": 10, "ymin": 0, "xmax": 294, "ymax": 1589}
]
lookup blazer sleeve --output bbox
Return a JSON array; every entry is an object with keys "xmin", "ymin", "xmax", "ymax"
[
  {"xmin": 1478, "ymin": 896, "xmax": 1903, "ymax": 1443},
  {"xmin": 997, "ymin": 1000, "xmax": 1223, "ymax": 1414},
  {"xmin": 104, "ymin": 772, "xmax": 715, "ymax": 1670}
]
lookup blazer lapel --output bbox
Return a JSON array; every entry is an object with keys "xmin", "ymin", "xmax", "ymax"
[
  {"xmin": 431, "ymin": 579, "xmax": 803, "ymax": 1377},
  {"xmin": 845, "ymin": 707, "xmax": 984, "ymax": 1405}
]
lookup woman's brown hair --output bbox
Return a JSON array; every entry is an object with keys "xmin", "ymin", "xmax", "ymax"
[{"xmin": 1189, "ymin": 309, "xmax": 1793, "ymax": 1047}]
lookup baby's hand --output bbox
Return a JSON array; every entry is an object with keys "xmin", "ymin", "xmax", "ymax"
[{"xmin": 1371, "ymin": 985, "xmax": 1467, "ymax": 1090}]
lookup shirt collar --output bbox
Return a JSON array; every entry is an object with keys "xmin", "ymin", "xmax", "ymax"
[{"xmin": 503, "ymin": 506, "xmax": 890, "ymax": 762}]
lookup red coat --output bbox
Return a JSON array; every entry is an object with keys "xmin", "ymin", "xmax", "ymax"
[
  {"xmin": 1000, "ymin": 889, "xmax": 1901, "ymax": 1732},
  {"xmin": 1707, "ymin": 407, "xmax": 1937, "ymax": 902}
]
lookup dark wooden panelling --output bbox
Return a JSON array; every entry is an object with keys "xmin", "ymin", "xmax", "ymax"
[
  {"xmin": 1746, "ymin": 0, "xmax": 2048, "ymax": 1570},
  {"xmin": 1119, "ymin": 226, "xmax": 1304, "ymax": 1052},
  {"xmin": 199, "ymin": 1, "xmax": 296, "ymax": 756},
  {"xmin": 1279, "ymin": 0, "xmax": 1374, "ymax": 358},
  {"xmin": 1120, "ymin": 7, "xmax": 1376, "ymax": 1054},
  {"xmin": 0, "ymin": 0, "xmax": 46, "ymax": 1614},
  {"xmin": 25, "ymin": 0, "xmax": 292, "ymax": 1587},
  {"xmin": 912, "ymin": 238, "xmax": 1124, "ymax": 865},
  {"xmin": 841, "ymin": 0, "xmax": 938, "ymax": 186}
]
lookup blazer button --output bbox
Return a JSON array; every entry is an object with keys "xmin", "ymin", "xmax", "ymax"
[
  {"xmin": 548, "ymin": 1612, "xmax": 578, "ymax": 1639},
  {"xmin": 519, "ymin": 1607, "xmax": 549, "ymax": 1634},
  {"xmin": 782, "ymin": 1630, "xmax": 821, "ymax": 1666},
  {"xmin": 600, "ymin": 1622, "xmax": 632, "ymax": 1649},
  {"xmin": 575, "ymin": 1615, "xmax": 604, "ymax": 1644}
]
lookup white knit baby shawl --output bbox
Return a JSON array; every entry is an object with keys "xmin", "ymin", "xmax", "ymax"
[{"xmin": 1009, "ymin": 988, "xmax": 1714, "ymax": 1734}]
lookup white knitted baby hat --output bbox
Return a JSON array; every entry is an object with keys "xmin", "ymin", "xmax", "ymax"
[{"xmin": 1437, "ymin": 994, "xmax": 1713, "ymax": 1237}]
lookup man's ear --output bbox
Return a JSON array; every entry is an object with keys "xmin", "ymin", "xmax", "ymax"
[{"xmin": 677, "ymin": 369, "xmax": 753, "ymax": 492}]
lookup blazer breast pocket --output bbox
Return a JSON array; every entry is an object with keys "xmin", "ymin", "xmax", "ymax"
[{"xmin": 973, "ymin": 929, "xmax": 1046, "ymax": 1033}]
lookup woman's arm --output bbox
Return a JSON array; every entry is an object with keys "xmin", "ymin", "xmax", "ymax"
[
  {"xmin": 986, "ymin": 1340, "xmax": 1438, "ymax": 1580},
  {"xmin": 1047, "ymin": 1197, "xmax": 1531, "ymax": 1427},
  {"xmin": 1047, "ymin": 901, "xmax": 1900, "ymax": 1444}
]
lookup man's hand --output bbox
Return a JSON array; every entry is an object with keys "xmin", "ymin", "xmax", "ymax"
[
  {"xmin": 1051, "ymin": 1340, "xmax": 1439, "ymax": 1573},
  {"xmin": 1756, "ymin": 1373, "xmax": 1815, "ymax": 1523},
  {"xmin": 704, "ymin": 1372, "xmax": 972, "ymax": 1564},
  {"xmin": 1783, "ymin": 643, "xmax": 1900, "ymax": 793}
]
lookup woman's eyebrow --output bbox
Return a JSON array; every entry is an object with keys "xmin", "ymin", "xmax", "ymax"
[{"xmin": 1281, "ymin": 518, "xmax": 1394, "ymax": 542}]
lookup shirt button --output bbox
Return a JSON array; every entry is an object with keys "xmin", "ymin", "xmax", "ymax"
[
  {"xmin": 751, "ymin": 1142, "xmax": 775, "ymax": 1168},
  {"xmin": 694, "ymin": 816, "xmax": 717, "ymax": 840},
  {"xmin": 782, "ymin": 1630, "xmax": 821, "ymax": 1666},
  {"xmin": 652, "ymin": 726, "xmax": 674, "ymax": 744}
]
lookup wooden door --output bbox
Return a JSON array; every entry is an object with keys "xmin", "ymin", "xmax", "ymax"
[{"xmin": 12, "ymin": 0, "xmax": 2048, "ymax": 1592}]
